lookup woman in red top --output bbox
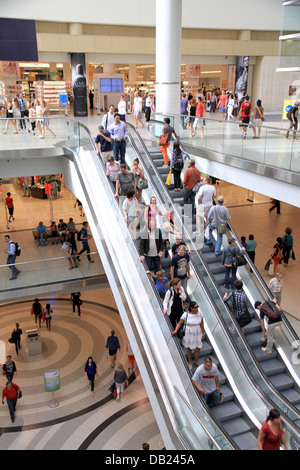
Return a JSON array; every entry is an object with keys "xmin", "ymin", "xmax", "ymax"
[{"xmin": 257, "ymin": 409, "xmax": 287, "ymax": 450}]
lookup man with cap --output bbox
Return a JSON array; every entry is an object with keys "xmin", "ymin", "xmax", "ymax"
[
  {"xmin": 206, "ymin": 196, "xmax": 231, "ymax": 256},
  {"xmin": 94, "ymin": 125, "xmax": 113, "ymax": 165},
  {"xmin": 285, "ymin": 101, "xmax": 299, "ymax": 140}
]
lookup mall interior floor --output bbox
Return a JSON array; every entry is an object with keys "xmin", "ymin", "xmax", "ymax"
[{"xmin": 0, "ymin": 112, "xmax": 299, "ymax": 450}]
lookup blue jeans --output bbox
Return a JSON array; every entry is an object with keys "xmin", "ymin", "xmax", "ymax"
[
  {"xmin": 207, "ymin": 225, "xmax": 223, "ymax": 255},
  {"xmin": 7, "ymin": 255, "xmax": 20, "ymax": 279},
  {"xmin": 145, "ymin": 256, "xmax": 161, "ymax": 273},
  {"xmin": 7, "ymin": 397, "xmax": 17, "ymax": 421},
  {"xmin": 181, "ymin": 112, "xmax": 188, "ymax": 129},
  {"xmin": 113, "ymin": 140, "xmax": 126, "ymax": 164},
  {"xmin": 205, "ymin": 390, "xmax": 220, "ymax": 407},
  {"xmin": 20, "ymin": 111, "xmax": 26, "ymax": 129},
  {"xmin": 78, "ymin": 241, "xmax": 91, "ymax": 261},
  {"xmin": 224, "ymin": 266, "xmax": 237, "ymax": 289}
]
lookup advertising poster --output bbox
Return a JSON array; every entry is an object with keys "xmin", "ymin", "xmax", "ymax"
[
  {"xmin": 71, "ymin": 53, "xmax": 88, "ymax": 117},
  {"xmin": 44, "ymin": 369, "xmax": 60, "ymax": 392},
  {"xmin": 235, "ymin": 56, "xmax": 249, "ymax": 97},
  {"xmin": 185, "ymin": 64, "xmax": 201, "ymax": 79},
  {"xmin": 282, "ymin": 99, "xmax": 294, "ymax": 120}
]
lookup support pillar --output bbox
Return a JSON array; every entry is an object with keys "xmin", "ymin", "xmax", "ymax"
[{"xmin": 155, "ymin": 0, "xmax": 182, "ymax": 115}]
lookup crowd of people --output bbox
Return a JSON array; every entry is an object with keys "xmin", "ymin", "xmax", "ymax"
[{"xmin": 2, "ymin": 95, "xmax": 56, "ymax": 139}]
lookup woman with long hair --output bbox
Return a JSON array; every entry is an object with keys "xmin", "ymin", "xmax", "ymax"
[
  {"xmin": 257, "ymin": 409, "xmax": 287, "ymax": 450},
  {"xmin": 84, "ymin": 356, "xmax": 98, "ymax": 397}
]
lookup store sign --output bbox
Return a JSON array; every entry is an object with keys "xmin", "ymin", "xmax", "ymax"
[
  {"xmin": 44, "ymin": 369, "xmax": 60, "ymax": 392},
  {"xmin": 71, "ymin": 53, "xmax": 88, "ymax": 117}
]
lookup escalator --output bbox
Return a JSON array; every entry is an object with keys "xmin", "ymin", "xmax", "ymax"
[
  {"xmin": 62, "ymin": 121, "xmax": 300, "ymax": 449},
  {"xmin": 125, "ymin": 123, "xmax": 300, "ymax": 434}
]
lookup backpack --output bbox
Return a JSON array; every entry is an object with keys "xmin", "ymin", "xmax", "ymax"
[
  {"xmin": 14, "ymin": 242, "xmax": 21, "ymax": 257},
  {"xmin": 173, "ymin": 152, "xmax": 184, "ymax": 171},
  {"xmin": 262, "ymin": 301, "xmax": 282, "ymax": 321},
  {"xmin": 77, "ymin": 229, "xmax": 82, "ymax": 241},
  {"xmin": 286, "ymin": 107, "xmax": 293, "ymax": 120}
]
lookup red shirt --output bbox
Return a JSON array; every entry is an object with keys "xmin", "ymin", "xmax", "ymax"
[
  {"xmin": 261, "ymin": 421, "xmax": 282, "ymax": 450},
  {"xmin": 240, "ymin": 100, "xmax": 251, "ymax": 118},
  {"xmin": 183, "ymin": 167, "xmax": 201, "ymax": 190},
  {"xmin": 5, "ymin": 196, "xmax": 13, "ymax": 208},
  {"xmin": 196, "ymin": 102, "xmax": 204, "ymax": 118},
  {"xmin": 2, "ymin": 383, "xmax": 19, "ymax": 401}
]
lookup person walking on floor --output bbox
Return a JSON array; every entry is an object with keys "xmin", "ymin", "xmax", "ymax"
[
  {"xmin": 4, "ymin": 235, "xmax": 20, "ymax": 281},
  {"xmin": 2, "ymin": 355, "xmax": 17, "ymax": 383},
  {"xmin": 114, "ymin": 363, "xmax": 128, "ymax": 402},
  {"xmin": 106, "ymin": 330, "xmax": 121, "ymax": 369},
  {"xmin": 282, "ymin": 227, "xmax": 294, "ymax": 267},
  {"xmin": 84, "ymin": 356, "xmax": 98, "ymax": 397},
  {"xmin": 71, "ymin": 292, "xmax": 82, "ymax": 317},
  {"xmin": 44, "ymin": 303, "xmax": 53, "ymax": 331},
  {"xmin": 11, "ymin": 323, "xmax": 22, "ymax": 355},
  {"xmin": 77, "ymin": 222, "xmax": 94, "ymax": 264},
  {"xmin": 32, "ymin": 298, "xmax": 43, "ymax": 328},
  {"xmin": 285, "ymin": 101, "xmax": 299, "ymax": 140},
  {"xmin": 2, "ymin": 381, "xmax": 20, "ymax": 423}
]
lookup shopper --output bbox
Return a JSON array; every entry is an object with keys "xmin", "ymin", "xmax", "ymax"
[
  {"xmin": 282, "ymin": 227, "xmax": 293, "ymax": 266},
  {"xmin": 132, "ymin": 91, "xmax": 144, "ymax": 129},
  {"xmin": 171, "ymin": 301, "xmax": 205, "ymax": 370},
  {"xmin": 44, "ymin": 303, "xmax": 53, "ymax": 331},
  {"xmin": 144, "ymin": 196, "xmax": 164, "ymax": 225},
  {"xmin": 246, "ymin": 234, "xmax": 257, "ymax": 268},
  {"xmin": 146, "ymin": 269, "xmax": 169, "ymax": 300},
  {"xmin": 109, "ymin": 113, "xmax": 128, "ymax": 164},
  {"xmin": 257, "ymin": 409, "xmax": 287, "ymax": 450},
  {"xmin": 77, "ymin": 222, "xmax": 94, "ymax": 263},
  {"xmin": 270, "ymin": 237, "xmax": 283, "ymax": 274},
  {"xmin": 238, "ymin": 95, "xmax": 252, "ymax": 139},
  {"xmin": 122, "ymin": 189, "xmax": 139, "ymax": 238},
  {"xmin": 192, "ymin": 96, "xmax": 205, "ymax": 137},
  {"xmin": 251, "ymin": 99, "xmax": 264, "ymax": 138},
  {"xmin": 71, "ymin": 292, "xmax": 82, "ymax": 317},
  {"xmin": 139, "ymin": 220, "xmax": 164, "ymax": 273},
  {"xmin": 127, "ymin": 343, "xmax": 135, "ymax": 376},
  {"xmin": 75, "ymin": 199, "xmax": 85, "ymax": 217},
  {"xmin": 106, "ymin": 156, "xmax": 121, "ymax": 190},
  {"xmin": 11, "ymin": 323, "xmax": 22, "ymax": 356},
  {"xmin": 254, "ymin": 298, "xmax": 283, "ymax": 354},
  {"xmin": 163, "ymin": 278, "xmax": 186, "ymax": 329},
  {"xmin": 217, "ymin": 90, "xmax": 228, "ymax": 121},
  {"xmin": 32, "ymin": 298, "xmax": 43, "ymax": 328},
  {"xmin": 268, "ymin": 273, "xmax": 283, "ymax": 306},
  {"xmin": 65, "ymin": 231, "xmax": 78, "ymax": 270},
  {"xmin": 115, "ymin": 164, "xmax": 136, "ymax": 199},
  {"xmin": 192, "ymin": 357, "xmax": 223, "ymax": 406},
  {"xmin": 28, "ymin": 102, "xmax": 36, "ymax": 135},
  {"xmin": 180, "ymin": 94, "xmax": 189, "ymax": 129},
  {"xmin": 221, "ymin": 238, "xmax": 246, "ymax": 289},
  {"xmin": 285, "ymin": 101, "xmax": 299, "ymax": 140},
  {"xmin": 94, "ymin": 125, "xmax": 113, "ymax": 165},
  {"xmin": 2, "ymin": 98, "xmax": 18, "ymax": 134},
  {"xmin": 269, "ymin": 199, "xmax": 281, "ymax": 215},
  {"xmin": 2, "ymin": 381, "xmax": 20, "ymax": 423},
  {"xmin": 131, "ymin": 157, "xmax": 146, "ymax": 204},
  {"xmin": 106, "ymin": 330, "xmax": 121, "ymax": 369},
  {"xmin": 118, "ymin": 95, "xmax": 127, "ymax": 121},
  {"xmin": 196, "ymin": 177, "xmax": 216, "ymax": 233},
  {"xmin": 84, "ymin": 356, "xmax": 98, "ymax": 397},
  {"xmin": 160, "ymin": 117, "xmax": 177, "ymax": 168},
  {"xmin": 113, "ymin": 363, "xmax": 129, "ymax": 401},
  {"xmin": 101, "ymin": 105, "xmax": 115, "ymax": 130},
  {"xmin": 12, "ymin": 97, "xmax": 21, "ymax": 131},
  {"xmin": 50, "ymin": 221, "xmax": 59, "ymax": 244},
  {"xmin": 170, "ymin": 245, "xmax": 191, "ymax": 294},
  {"xmin": 4, "ymin": 234, "xmax": 20, "ymax": 281},
  {"xmin": 36, "ymin": 221, "xmax": 48, "ymax": 246},
  {"xmin": 170, "ymin": 142, "xmax": 186, "ymax": 191},
  {"xmin": 5, "ymin": 192, "xmax": 15, "ymax": 222},
  {"xmin": 2, "ymin": 355, "xmax": 17, "ymax": 383},
  {"xmin": 145, "ymin": 94, "xmax": 153, "ymax": 122},
  {"xmin": 227, "ymin": 94, "xmax": 235, "ymax": 121},
  {"xmin": 223, "ymin": 280, "xmax": 252, "ymax": 334},
  {"xmin": 40, "ymin": 100, "xmax": 56, "ymax": 139},
  {"xmin": 206, "ymin": 196, "xmax": 231, "ymax": 256},
  {"xmin": 18, "ymin": 93, "xmax": 27, "ymax": 130}
]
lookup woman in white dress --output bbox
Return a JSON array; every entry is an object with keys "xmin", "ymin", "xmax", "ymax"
[
  {"xmin": 227, "ymin": 94, "xmax": 235, "ymax": 121},
  {"xmin": 132, "ymin": 91, "xmax": 144, "ymax": 129},
  {"xmin": 171, "ymin": 301, "xmax": 205, "ymax": 370},
  {"xmin": 118, "ymin": 95, "xmax": 127, "ymax": 122}
]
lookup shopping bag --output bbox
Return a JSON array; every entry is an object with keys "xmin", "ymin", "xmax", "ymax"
[
  {"xmin": 166, "ymin": 169, "xmax": 172, "ymax": 186},
  {"xmin": 204, "ymin": 226, "xmax": 210, "ymax": 240},
  {"xmin": 268, "ymin": 259, "xmax": 274, "ymax": 276},
  {"xmin": 264, "ymin": 259, "xmax": 271, "ymax": 271}
]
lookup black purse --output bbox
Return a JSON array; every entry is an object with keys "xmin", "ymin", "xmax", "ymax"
[
  {"xmin": 232, "ymin": 293, "xmax": 252, "ymax": 328},
  {"xmin": 177, "ymin": 312, "xmax": 188, "ymax": 340}
]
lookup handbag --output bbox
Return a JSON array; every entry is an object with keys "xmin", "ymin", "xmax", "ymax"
[
  {"xmin": 177, "ymin": 312, "xmax": 188, "ymax": 341},
  {"xmin": 190, "ymin": 168, "xmax": 202, "ymax": 194},
  {"xmin": 231, "ymin": 250, "xmax": 246, "ymax": 268},
  {"xmin": 137, "ymin": 177, "xmax": 148, "ymax": 190},
  {"xmin": 232, "ymin": 293, "xmax": 252, "ymax": 328},
  {"xmin": 166, "ymin": 169, "xmax": 172, "ymax": 186},
  {"xmin": 264, "ymin": 259, "xmax": 271, "ymax": 271},
  {"xmin": 159, "ymin": 132, "xmax": 169, "ymax": 146},
  {"xmin": 214, "ymin": 206, "xmax": 227, "ymax": 235},
  {"xmin": 13, "ymin": 384, "xmax": 22, "ymax": 400}
]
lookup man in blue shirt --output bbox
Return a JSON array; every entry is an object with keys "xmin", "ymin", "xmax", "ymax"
[
  {"xmin": 77, "ymin": 221, "xmax": 94, "ymax": 263},
  {"xmin": 109, "ymin": 113, "xmax": 128, "ymax": 164},
  {"xmin": 4, "ymin": 235, "xmax": 20, "ymax": 280},
  {"xmin": 36, "ymin": 221, "xmax": 48, "ymax": 246},
  {"xmin": 94, "ymin": 125, "xmax": 113, "ymax": 165},
  {"xmin": 180, "ymin": 94, "xmax": 189, "ymax": 130}
]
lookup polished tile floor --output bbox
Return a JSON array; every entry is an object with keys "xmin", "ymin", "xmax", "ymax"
[{"xmin": 0, "ymin": 111, "xmax": 299, "ymax": 451}]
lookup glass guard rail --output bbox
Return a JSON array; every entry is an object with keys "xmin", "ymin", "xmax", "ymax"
[
  {"xmin": 127, "ymin": 123, "xmax": 300, "ymax": 438},
  {"xmin": 71, "ymin": 123, "xmax": 235, "ymax": 450},
  {"xmin": 150, "ymin": 112, "xmax": 300, "ymax": 174}
]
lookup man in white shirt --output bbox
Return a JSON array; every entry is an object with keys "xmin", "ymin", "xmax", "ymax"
[
  {"xmin": 192, "ymin": 357, "xmax": 223, "ymax": 406},
  {"xmin": 145, "ymin": 94, "xmax": 153, "ymax": 122},
  {"xmin": 101, "ymin": 105, "xmax": 115, "ymax": 130},
  {"xmin": 4, "ymin": 235, "xmax": 20, "ymax": 280},
  {"xmin": 268, "ymin": 273, "xmax": 283, "ymax": 305},
  {"xmin": 196, "ymin": 177, "xmax": 216, "ymax": 233}
]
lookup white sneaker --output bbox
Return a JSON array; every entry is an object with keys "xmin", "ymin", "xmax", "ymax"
[{"xmin": 261, "ymin": 347, "xmax": 272, "ymax": 354}]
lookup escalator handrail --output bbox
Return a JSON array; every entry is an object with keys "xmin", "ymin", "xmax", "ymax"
[
  {"xmin": 128, "ymin": 122, "xmax": 300, "ymax": 430},
  {"xmin": 75, "ymin": 122, "xmax": 237, "ymax": 450}
]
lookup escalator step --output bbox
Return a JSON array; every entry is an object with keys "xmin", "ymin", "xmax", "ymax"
[
  {"xmin": 245, "ymin": 331, "xmax": 267, "ymax": 347},
  {"xmin": 281, "ymin": 388, "xmax": 300, "ymax": 405},
  {"xmin": 220, "ymin": 384, "xmax": 234, "ymax": 403},
  {"xmin": 253, "ymin": 346, "xmax": 277, "ymax": 362},
  {"xmin": 260, "ymin": 359, "xmax": 286, "ymax": 376},
  {"xmin": 221, "ymin": 417, "xmax": 252, "ymax": 438},
  {"xmin": 269, "ymin": 372, "xmax": 295, "ymax": 391},
  {"xmin": 212, "ymin": 401, "xmax": 242, "ymax": 422},
  {"xmin": 232, "ymin": 431, "xmax": 258, "ymax": 451}
]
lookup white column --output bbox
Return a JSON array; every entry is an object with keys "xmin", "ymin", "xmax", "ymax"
[{"xmin": 156, "ymin": 0, "xmax": 182, "ymax": 115}]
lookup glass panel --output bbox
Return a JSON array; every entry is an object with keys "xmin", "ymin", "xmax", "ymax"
[
  {"xmin": 280, "ymin": 2, "xmax": 300, "ymax": 37},
  {"xmin": 278, "ymin": 37, "xmax": 300, "ymax": 69}
]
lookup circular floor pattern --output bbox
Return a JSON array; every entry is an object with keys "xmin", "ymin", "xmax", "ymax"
[{"xmin": 0, "ymin": 297, "xmax": 163, "ymax": 450}]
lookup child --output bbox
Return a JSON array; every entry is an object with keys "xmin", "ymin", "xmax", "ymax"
[{"xmin": 146, "ymin": 270, "xmax": 169, "ymax": 300}]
